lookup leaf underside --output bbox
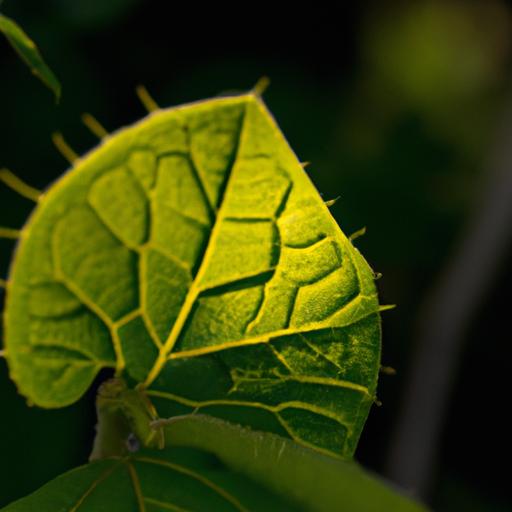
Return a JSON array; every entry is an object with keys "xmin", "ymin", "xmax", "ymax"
[
  {"xmin": 0, "ymin": 13, "xmax": 61, "ymax": 100},
  {"xmin": 4, "ymin": 94, "xmax": 381, "ymax": 458},
  {"xmin": 3, "ymin": 416, "xmax": 425, "ymax": 512}
]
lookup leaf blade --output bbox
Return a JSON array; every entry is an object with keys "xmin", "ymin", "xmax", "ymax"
[{"xmin": 5, "ymin": 94, "xmax": 381, "ymax": 457}]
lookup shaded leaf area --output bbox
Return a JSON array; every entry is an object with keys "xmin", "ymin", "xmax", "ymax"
[
  {"xmin": 0, "ymin": 13, "xmax": 61, "ymax": 100},
  {"xmin": 5, "ymin": 95, "xmax": 380, "ymax": 458},
  {"xmin": 2, "ymin": 415, "xmax": 427, "ymax": 512},
  {"xmin": 2, "ymin": 450, "xmax": 293, "ymax": 512}
]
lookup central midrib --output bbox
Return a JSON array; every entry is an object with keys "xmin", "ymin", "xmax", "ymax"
[{"xmin": 143, "ymin": 101, "xmax": 249, "ymax": 387}]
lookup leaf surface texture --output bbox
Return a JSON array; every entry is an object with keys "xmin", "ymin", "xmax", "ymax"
[{"xmin": 4, "ymin": 95, "xmax": 381, "ymax": 457}]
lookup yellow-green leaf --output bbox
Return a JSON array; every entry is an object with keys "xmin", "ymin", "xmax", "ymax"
[
  {"xmin": 4, "ymin": 94, "xmax": 381, "ymax": 458},
  {"xmin": 0, "ymin": 13, "xmax": 61, "ymax": 101}
]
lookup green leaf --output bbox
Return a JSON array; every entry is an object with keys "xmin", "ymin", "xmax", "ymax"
[
  {"xmin": 4, "ymin": 94, "xmax": 380, "ymax": 458},
  {"xmin": 162, "ymin": 415, "xmax": 428, "ymax": 512},
  {"xmin": 2, "ymin": 415, "xmax": 427, "ymax": 512},
  {"xmin": 0, "ymin": 13, "xmax": 61, "ymax": 101},
  {"xmin": 2, "ymin": 449, "xmax": 294, "ymax": 512}
]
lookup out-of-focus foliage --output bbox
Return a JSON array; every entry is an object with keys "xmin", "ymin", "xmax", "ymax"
[
  {"xmin": 0, "ymin": 13, "xmax": 61, "ymax": 100},
  {"xmin": 48, "ymin": 0, "xmax": 139, "ymax": 29},
  {"xmin": 363, "ymin": 0, "xmax": 511, "ymax": 149}
]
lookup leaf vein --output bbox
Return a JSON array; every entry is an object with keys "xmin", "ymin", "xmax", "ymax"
[
  {"xmin": 68, "ymin": 461, "xmax": 120, "ymax": 512},
  {"xmin": 126, "ymin": 461, "xmax": 146, "ymax": 512},
  {"xmin": 144, "ymin": 497, "xmax": 190, "ymax": 512},
  {"xmin": 133, "ymin": 456, "xmax": 248, "ymax": 512},
  {"xmin": 143, "ymin": 103, "xmax": 248, "ymax": 386}
]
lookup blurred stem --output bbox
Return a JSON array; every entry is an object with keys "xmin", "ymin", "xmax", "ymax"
[{"xmin": 385, "ymin": 98, "xmax": 512, "ymax": 498}]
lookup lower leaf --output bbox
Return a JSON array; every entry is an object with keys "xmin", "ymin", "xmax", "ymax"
[{"xmin": 2, "ymin": 415, "xmax": 427, "ymax": 512}]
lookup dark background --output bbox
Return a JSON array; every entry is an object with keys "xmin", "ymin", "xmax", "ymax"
[{"xmin": 1, "ymin": 0, "xmax": 511, "ymax": 510}]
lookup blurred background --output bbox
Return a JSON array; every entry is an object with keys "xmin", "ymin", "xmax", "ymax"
[{"xmin": 1, "ymin": 0, "xmax": 511, "ymax": 510}]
